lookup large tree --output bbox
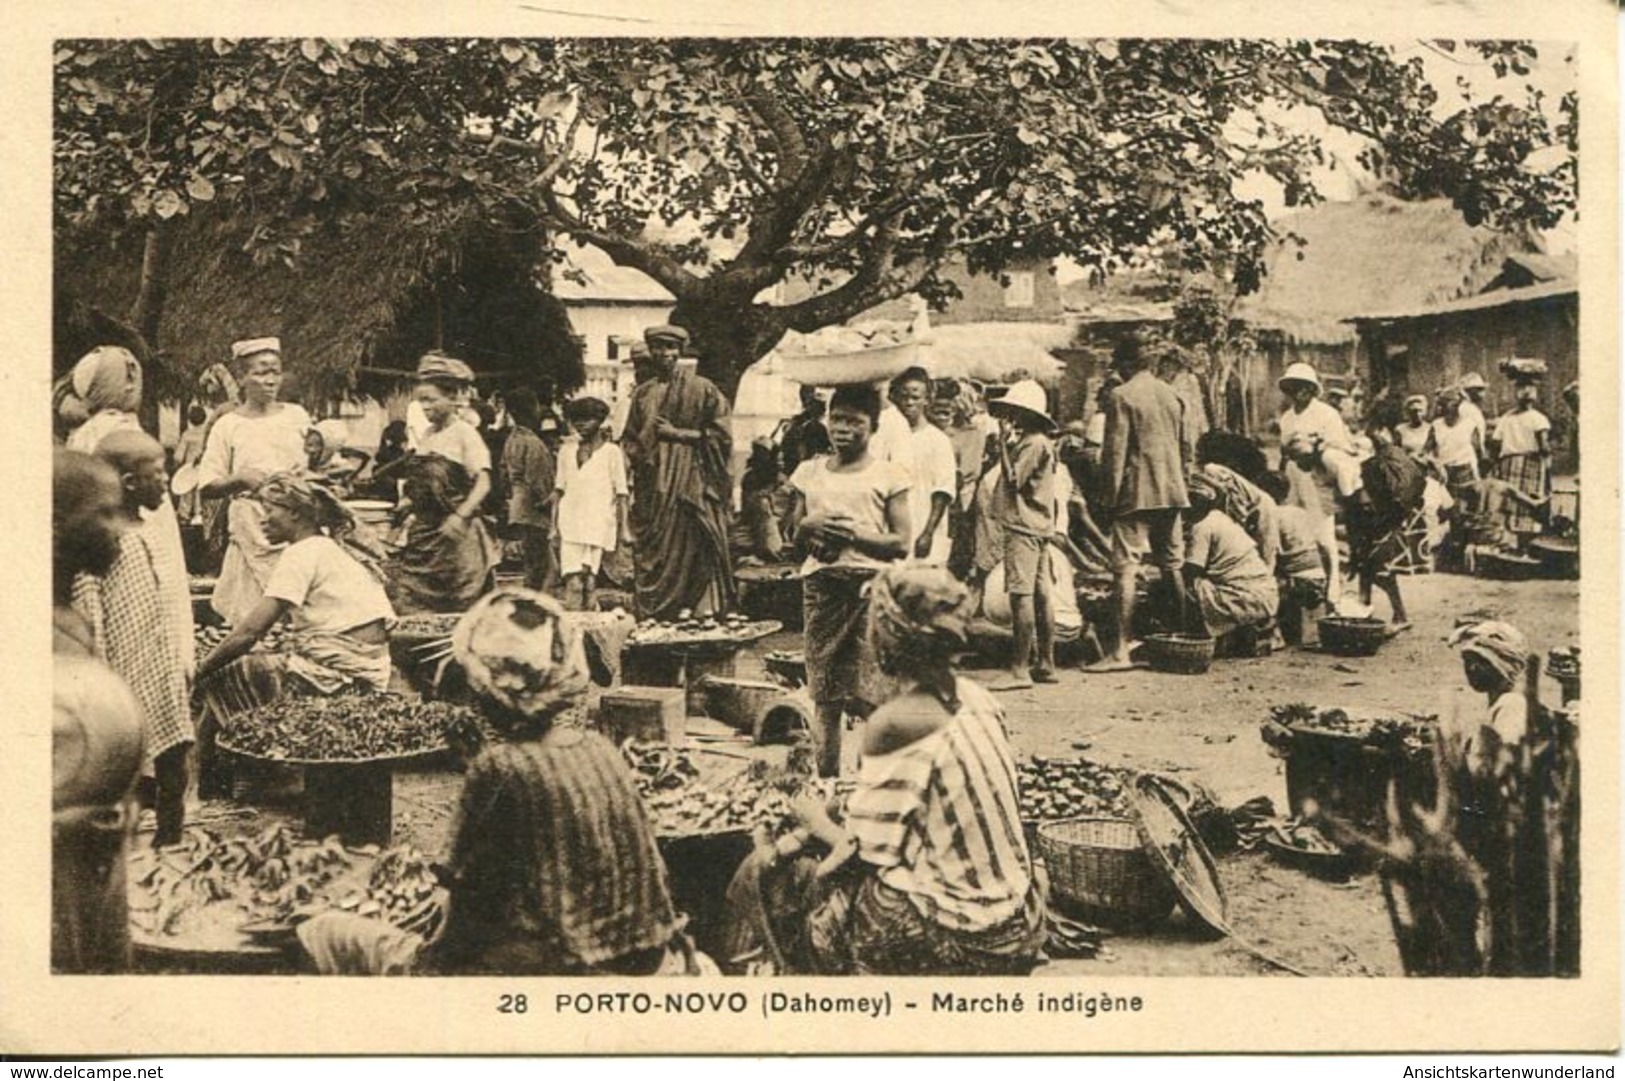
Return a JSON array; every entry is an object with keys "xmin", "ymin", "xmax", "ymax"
[{"xmin": 56, "ymin": 37, "xmax": 1575, "ymax": 394}]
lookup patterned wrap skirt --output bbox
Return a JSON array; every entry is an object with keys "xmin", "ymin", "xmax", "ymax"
[{"xmin": 1495, "ymin": 453, "xmax": 1548, "ymax": 535}]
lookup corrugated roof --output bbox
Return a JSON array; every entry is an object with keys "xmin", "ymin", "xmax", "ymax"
[{"xmin": 1345, "ymin": 279, "xmax": 1576, "ymax": 323}]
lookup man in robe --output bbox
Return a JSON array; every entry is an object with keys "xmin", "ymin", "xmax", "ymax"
[{"xmin": 622, "ymin": 325, "xmax": 737, "ymax": 619}]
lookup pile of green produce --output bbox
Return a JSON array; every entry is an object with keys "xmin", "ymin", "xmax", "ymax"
[
  {"xmin": 133, "ymin": 824, "xmax": 354, "ymax": 936},
  {"xmin": 332, "ymin": 845, "xmax": 444, "ymax": 939},
  {"xmin": 392, "ymin": 613, "xmax": 465, "ymax": 639},
  {"xmin": 221, "ymin": 693, "xmax": 478, "ymax": 762},
  {"xmin": 1016, "ymin": 757, "xmax": 1132, "ymax": 823}
]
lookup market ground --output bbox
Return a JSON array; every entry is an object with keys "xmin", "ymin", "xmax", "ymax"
[{"xmin": 188, "ymin": 571, "xmax": 1579, "ymax": 979}]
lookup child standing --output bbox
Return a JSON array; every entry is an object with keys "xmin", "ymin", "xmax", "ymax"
[
  {"xmin": 987, "ymin": 380, "xmax": 1059, "ymax": 690},
  {"xmin": 502, "ymin": 389, "xmax": 558, "ymax": 592},
  {"xmin": 74, "ymin": 430, "xmax": 194, "ymax": 848},
  {"xmin": 1345, "ymin": 402, "xmax": 1425, "ymax": 631},
  {"xmin": 553, "ymin": 397, "xmax": 629, "ymax": 611}
]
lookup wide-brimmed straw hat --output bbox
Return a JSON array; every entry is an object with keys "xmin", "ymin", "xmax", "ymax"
[
  {"xmin": 1278, "ymin": 362, "xmax": 1322, "ymax": 393},
  {"xmin": 1459, "ymin": 372, "xmax": 1488, "ymax": 391},
  {"xmin": 987, "ymin": 379, "xmax": 1056, "ymax": 432}
]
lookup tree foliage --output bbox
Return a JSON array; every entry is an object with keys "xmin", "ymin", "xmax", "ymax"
[{"xmin": 55, "ymin": 37, "xmax": 1577, "ymax": 389}]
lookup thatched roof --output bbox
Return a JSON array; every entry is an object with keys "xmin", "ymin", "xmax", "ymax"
[
  {"xmin": 1060, "ymin": 267, "xmax": 1175, "ymax": 324},
  {"xmin": 55, "ymin": 206, "xmax": 581, "ymax": 404},
  {"xmin": 1234, "ymin": 194, "xmax": 1536, "ymax": 345}
]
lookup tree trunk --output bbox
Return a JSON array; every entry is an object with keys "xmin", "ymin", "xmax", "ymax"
[
  {"xmin": 670, "ymin": 297, "xmax": 791, "ymax": 401},
  {"xmin": 128, "ymin": 222, "xmax": 174, "ymax": 431}
]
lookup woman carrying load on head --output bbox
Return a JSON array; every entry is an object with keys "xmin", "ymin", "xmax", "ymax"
[
  {"xmin": 721, "ymin": 566, "xmax": 1045, "ymax": 977},
  {"xmin": 296, "ymin": 588, "xmax": 714, "ymax": 976},
  {"xmin": 195, "ymin": 337, "xmax": 313, "ymax": 624}
]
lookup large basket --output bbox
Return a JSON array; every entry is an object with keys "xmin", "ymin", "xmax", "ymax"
[
  {"xmin": 1475, "ymin": 549, "xmax": 1541, "ymax": 580},
  {"xmin": 1141, "ymin": 634, "xmax": 1215, "ymax": 675},
  {"xmin": 1317, "ymin": 617, "xmax": 1387, "ymax": 657},
  {"xmin": 1528, "ymin": 537, "xmax": 1580, "ymax": 580},
  {"xmin": 1036, "ymin": 817, "xmax": 1178, "ymax": 928}
]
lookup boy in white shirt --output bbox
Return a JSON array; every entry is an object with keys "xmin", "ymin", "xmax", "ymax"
[
  {"xmin": 553, "ymin": 397, "xmax": 629, "ymax": 611},
  {"xmin": 888, "ymin": 367, "xmax": 956, "ymax": 566}
]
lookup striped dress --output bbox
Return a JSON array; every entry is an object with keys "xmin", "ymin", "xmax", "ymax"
[
  {"xmin": 432, "ymin": 728, "xmax": 680, "ymax": 974},
  {"xmin": 845, "ymin": 679, "xmax": 1036, "ymax": 933}
]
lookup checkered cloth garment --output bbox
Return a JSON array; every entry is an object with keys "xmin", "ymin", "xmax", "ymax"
[{"xmin": 72, "ymin": 530, "xmax": 194, "ymax": 772}]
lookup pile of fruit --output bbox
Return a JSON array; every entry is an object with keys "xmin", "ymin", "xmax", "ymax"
[
  {"xmin": 627, "ymin": 611, "xmax": 777, "ymax": 646},
  {"xmin": 194, "ymin": 623, "xmax": 290, "ymax": 657},
  {"xmin": 620, "ymin": 740, "xmax": 830, "ymax": 838},
  {"xmin": 1272, "ymin": 818, "xmax": 1342, "ymax": 855},
  {"xmin": 220, "ymin": 693, "xmax": 478, "ymax": 762},
  {"xmin": 1267, "ymin": 704, "xmax": 1435, "ymax": 753},
  {"xmin": 1016, "ymin": 757, "xmax": 1132, "ymax": 823}
]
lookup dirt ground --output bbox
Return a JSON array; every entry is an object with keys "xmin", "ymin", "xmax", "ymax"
[{"xmin": 177, "ymin": 570, "xmax": 1579, "ymax": 979}]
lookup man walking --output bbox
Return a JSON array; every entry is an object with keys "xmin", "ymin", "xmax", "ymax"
[{"xmin": 1088, "ymin": 335, "xmax": 1191, "ymax": 670}]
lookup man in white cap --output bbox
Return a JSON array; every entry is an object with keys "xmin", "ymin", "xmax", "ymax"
[
  {"xmin": 1458, "ymin": 372, "xmax": 1490, "ymax": 471},
  {"xmin": 1087, "ymin": 334, "xmax": 1191, "ymax": 671},
  {"xmin": 622, "ymin": 324, "xmax": 736, "ymax": 619}
]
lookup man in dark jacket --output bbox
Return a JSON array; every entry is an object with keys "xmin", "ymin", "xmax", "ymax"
[{"xmin": 1088, "ymin": 335, "xmax": 1191, "ymax": 670}]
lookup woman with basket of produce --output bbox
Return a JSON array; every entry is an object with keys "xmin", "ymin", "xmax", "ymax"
[
  {"xmin": 194, "ymin": 473, "xmax": 396, "ymax": 793},
  {"xmin": 1180, "ymin": 473, "xmax": 1279, "ymax": 649},
  {"xmin": 721, "ymin": 566, "xmax": 1045, "ymax": 976},
  {"xmin": 295, "ymin": 588, "xmax": 714, "ymax": 976}
]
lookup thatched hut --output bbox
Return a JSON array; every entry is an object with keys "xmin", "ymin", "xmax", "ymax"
[
  {"xmin": 1234, "ymin": 193, "xmax": 1538, "ymax": 429},
  {"xmin": 54, "ymin": 207, "xmax": 582, "ymax": 412}
]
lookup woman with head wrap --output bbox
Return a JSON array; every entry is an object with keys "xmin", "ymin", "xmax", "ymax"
[
  {"xmin": 303, "ymin": 418, "xmax": 370, "ymax": 493},
  {"xmin": 297, "ymin": 588, "xmax": 706, "ymax": 976},
  {"xmin": 1489, "ymin": 382, "xmax": 1552, "ymax": 545},
  {"xmin": 193, "ymin": 471, "xmax": 396, "ymax": 796},
  {"xmin": 386, "ymin": 452, "xmax": 502, "ymax": 614},
  {"xmin": 724, "ymin": 566, "xmax": 1044, "ymax": 976},
  {"xmin": 195, "ymin": 338, "xmax": 314, "ymax": 623},
  {"xmin": 197, "ymin": 472, "xmax": 395, "ymax": 692},
  {"xmin": 56, "ymin": 346, "xmax": 197, "ymax": 690},
  {"xmin": 1181, "ymin": 472, "xmax": 1279, "ymax": 643},
  {"xmin": 1194, "ymin": 458, "xmax": 1280, "ymax": 575},
  {"xmin": 1448, "ymin": 620, "xmax": 1532, "ymax": 773}
]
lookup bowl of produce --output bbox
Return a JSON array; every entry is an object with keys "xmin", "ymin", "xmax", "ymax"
[
  {"xmin": 1140, "ymin": 634, "xmax": 1215, "ymax": 675},
  {"xmin": 1316, "ymin": 616, "xmax": 1388, "ymax": 657},
  {"xmin": 1264, "ymin": 820, "xmax": 1360, "ymax": 879}
]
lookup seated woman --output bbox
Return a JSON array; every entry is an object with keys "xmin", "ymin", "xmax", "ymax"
[
  {"xmin": 1181, "ymin": 474, "xmax": 1280, "ymax": 650},
  {"xmin": 198, "ymin": 473, "xmax": 395, "ymax": 695},
  {"xmin": 723, "ymin": 567, "xmax": 1045, "ymax": 977},
  {"xmin": 195, "ymin": 474, "xmax": 396, "ymax": 794},
  {"xmin": 387, "ymin": 453, "xmax": 501, "ymax": 614},
  {"xmin": 296, "ymin": 588, "xmax": 710, "ymax": 976}
]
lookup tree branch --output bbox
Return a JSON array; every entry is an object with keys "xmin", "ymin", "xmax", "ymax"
[
  {"xmin": 778, "ymin": 219, "xmax": 923, "ymax": 331},
  {"xmin": 539, "ymin": 190, "xmax": 703, "ymax": 299}
]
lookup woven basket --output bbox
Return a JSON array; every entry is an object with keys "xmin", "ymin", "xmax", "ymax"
[
  {"xmin": 1142, "ymin": 634, "xmax": 1215, "ymax": 675},
  {"xmin": 1317, "ymin": 617, "xmax": 1387, "ymax": 657},
  {"xmin": 1528, "ymin": 537, "xmax": 1580, "ymax": 580},
  {"xmin": 1036, "ymin": 817, "xmax": 1177, "ymax": 928}
]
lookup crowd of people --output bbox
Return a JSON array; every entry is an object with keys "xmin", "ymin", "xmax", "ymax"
[{"xmin": 49, "ymin": 320, "xmax": 1572, "ymax": 977}]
